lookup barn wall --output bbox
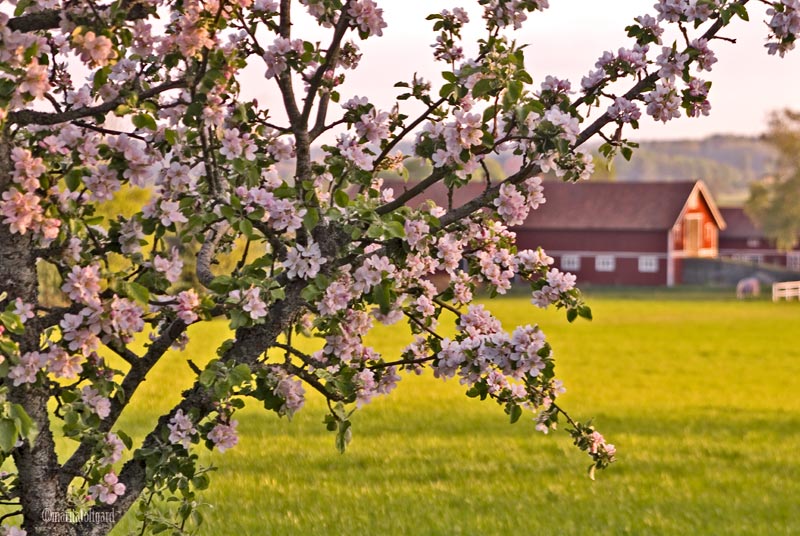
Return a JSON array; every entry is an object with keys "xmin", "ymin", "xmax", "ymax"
[
  {"xmin": 719, "ymin": 237, "xmax": 800, "ymax": 268},
  {"xmin": 516, "ymin": 229, "xmax": 666, "ymax": 253},
  {"xmin": 555, "ymin": 256, "xmax": 668, "ymax": 286},
  {"xmin": 514, "ymin": 230, "xmax": 670, "ymax": 286}
]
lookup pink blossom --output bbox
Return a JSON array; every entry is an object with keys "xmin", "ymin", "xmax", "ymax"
[
  {"xmin": 120, "ymin": 219, "xmax": 145, "ymax": 254},
  {"xmin": 19, "ymin": 61, "xmax": 50, "ymax": 99},
  {"xmin": 690, "ymin": 38, "xmax": 717, "ymax": 71},
  {"xmin": 88, "ymin": 472, "xmax": 125, "ymax": 505},
  {"xmin": 494, "ymin": 183, "xmax": 529, "ymax": 226},
  {"xmin": 436, "ymin": 234, "xmax": 465, "ymax": 273},
  {"xmin": 12, "ymin": 298, "xmax": 35, "ymax": 323},
  {"xmin": 168, "ymin": 409, "xmax": 197, "ymax": 448},
  {"xmin": 11, "ymin": 147, "xmax": 46, "ymax": 190},
  {"xmin": 158, "ymin": 199, "xmax": 189, "ymax": 227},
  {"xmin": 353, "ymin": 255, "xmax": 394, "ymax": 293},
  {"xmin": 543, "ymin": 107, "xmax": 580, "ymax": 144},
  {"xmin": 153, "ymin": 248, "xmax": 184, "ymax": 284},
  {"xmin": 282, "ymin": 241, "xmax": 326, "ymax": 279},
  {"xmin": 655, "ymin": 46, "xmax": 689, "ymax": 81},
  {"xmin": 0, "ymin": 189, "xmax": 43, "ymax": 235},
  {"xmin": 318, "ymin": 277, "xmax": 354, "ymax": 316},
  {"xmin": 337, "ymin": 134, "xmax": 373, "ymax": 170},
  {"xmin": 84, "ymin": 165, "xmax": 121, "ymax": 202},
  {"xmin": 46, "ymin": 347, "xmax": 84, "ymax": 380},
  {"xmin": 230, "ymin": 287, "xmax": 268, "ymax": 319},
  {"xmin": 61, "ymin": 264, "xmax": 102, "ymax": 306},
  {"xmin": 174, "ymin": 289, "xmax": 201, "ymax": 323},
  {"xmin": 8, "ymin": 351, "xmax": 47, "ymax": 386},
  {"xmin": 75, "ymin": 31, "xmax": 116, "ymax": 66},
  {"xmin": 348, "ymin": 0, "xmax": 387, "ymax": 37},
  {"xmin": 81, "ymin": 386, "xmax": 111, "ymax": 419},
  {"xmin": 208, "ymin": 420, "xmax": 239, "ymax": 452},
  {"xmin": 60, "ymin": 311, "xmax": 101, "ymax": 356},
  {"xmin": 355, "ymin": 369, "xmax": 378, "ymax": 406},
  {"xmin": 274, "ymin": 372, "xmax": 306, "ymax": 417},
  {"xmin": 644, "ymin": 82, "xmax": 681, "ymax": 123},
  {"xmin": 607, "ymin": 97, "xmax": 641, "ymax": 123},
  {"xmin": 262, "ymin": 37, "xmax": 303, "ymax": 78},
  {"xmin": 108, "ymin": 296, "xmax": 145, "ymax": 340},
  {"xmin": 99, "ymin": 432, "xmax": 125, "ymax": 466}
]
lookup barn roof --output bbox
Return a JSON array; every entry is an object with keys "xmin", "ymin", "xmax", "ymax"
[
  {"xmin": 518, "ymin": 180, "xmax": 726, "ymax": 231},
  {"xmin": 718, "ymin": 207, "xmax": 762, "ymax": 239},
  {"xmin": 380, "ymin": 178, "xmax": 726, "ymax": 232}
]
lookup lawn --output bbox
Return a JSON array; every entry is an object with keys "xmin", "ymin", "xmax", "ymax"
[{"xmin": 102, "ymin": 290, "xmax": 800, "ymax": 535}]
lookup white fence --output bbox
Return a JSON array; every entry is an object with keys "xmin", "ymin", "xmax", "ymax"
[{"xmin": 773, "ymin": 281, "xmax": 800, "ymax": 301}]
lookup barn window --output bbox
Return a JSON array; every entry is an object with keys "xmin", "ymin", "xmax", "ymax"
[
  {"xmin": 595, "ymin": 255, "xmax": 615, "ymax": 272},
  {"xmin": 788, "ymin": 252, "xmax": 800, "ymax": 272},
  {"xmin": 638, "ymin": 256, "xmax": 659, "ymax": 273},
  {"xmin": 561, "ymin": 254, "xmax": 580, "ymax": 271},
  {"xmin": 747, "ymin": 238, "xmax": 760, "ymax": 248}
]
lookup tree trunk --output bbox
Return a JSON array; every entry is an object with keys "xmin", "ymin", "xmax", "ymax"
[{"xmin": 1, "ymin": 134, "xmax": 76, "ymax": 535}]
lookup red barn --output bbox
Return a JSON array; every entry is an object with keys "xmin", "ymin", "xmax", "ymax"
[
  {"xmin": 513, "ymin": 180, "xmax": 727, "ymax": 286},
  {"xmin": 718, "ymin": 207, "xmax": 800, "ymax": 270}
]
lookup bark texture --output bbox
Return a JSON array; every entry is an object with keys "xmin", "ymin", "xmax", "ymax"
[{"xmin": 0, "ymin": 135, "xmax": 76, "ymax": 535}]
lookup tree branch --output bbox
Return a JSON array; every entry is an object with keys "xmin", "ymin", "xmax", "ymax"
[
  {"xmin": 372, "ymin": 96, "xmax": 447, "ymax": 172},
  {"xmin": 8, "ymin": 79, "xmax": 186, "ymax": 127},
  {"xmin": 375, "ymin": 167, "xmax": 447, "ymax": 215},
  {"xmin": 196, "ymin": 222, "xmax": 230, "ymax": 289},
  {"xmin": 59, "ymin": 319, "xmax": 188, "ymax": 490},
  {"xmin": 303, "ymin": 2, "xmax": 352, "ymax": 129},
  {"xmin": 7, "ymin": 0, "xmax": 150, "ymax": 32}
]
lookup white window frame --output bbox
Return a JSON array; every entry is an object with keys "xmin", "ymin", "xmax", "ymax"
[
  {"xmin": 733, "ymin": 253, "xmax": 763, "ymax": 264},
  {"xmin": 561, "ymin": 254, "xmax": 581, "ymax": 271},
  {"xmin": 747, "ymin": 238, "xmax": 760, "ymax": 248},
  {"xmin": 595, "ymin": 255, "xmax": 616, "ymax": 272},
  {"xmin": 638, "ymin": 256, "xmax": 659, "ymax": 273}
]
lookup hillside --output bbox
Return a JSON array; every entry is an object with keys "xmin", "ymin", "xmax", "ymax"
[
  {"xmin": 607, "ymin": 135, "xmax": 777, "ymax": 203},
  {"xmin": 307, "ymin": 135, "xmax": 776, "ymax": 205}
]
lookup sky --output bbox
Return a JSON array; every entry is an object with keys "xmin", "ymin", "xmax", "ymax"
[{"xmin": 252, "ymin": 0, "xmax": 800, "ymax": 142}]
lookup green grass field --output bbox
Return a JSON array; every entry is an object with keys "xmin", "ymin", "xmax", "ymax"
[{"xmin": 103, "ymin": 291, "xmax": 800, "ymax": 535}]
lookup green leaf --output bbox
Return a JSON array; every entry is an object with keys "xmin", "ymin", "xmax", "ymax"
[
  {"xmin": 733, "ymin": 4, "xmax": 749, "ymax": 21},
  {"xmin": 303, "ymin": 207, "xmax": 320, "ymax": 231},
  {"xmin": 0, "ymin": 419, "xmax": 17, "ymax": 453},
  {"xmin": 65, "ymin": 168, "xmax": 84, "ymax": 192},
  {"xmin": 14, "ymin": 0, "xmax": 33, "ymax": 16},
  {"xmin": 199, "ymin": 368, "xmax": 217, "ymax": 387},
  {"xmin": 192, "ymin": 473, "xmax": 211, "ymax": 491},
  {"xmin": 117, "ymin": 430, "xmax": 134, "ymax": 450},
  {"xmin": 621, "ymin": 147, "xmax": 633, "ymax": 161},
  {"xmin": 239, "ymin": 218, "xmax": 254, "ymax": 239},
  {"xmin": 208, "ymin": 276, "xmax": 234, "ymax": 294},
  {"xmin": 472, "ymin": 78, "xmax": 494, "ymax": 99},
  {"xmin": 566, "ymin": 308, "xmax": 578, "ymax": 323},
  {"xmin": 9, "ymin": 404, "xmax": 33, "ymax": 439},
  {"xmin": 126, "ymin": 282, "xmax": 150, "ymax": 305},
  {"xmin": 333, "ymin": 189, "xmax": 350, "ymax": 208},
  {"xmin": 132, "ymin": 113, "xmax": 157, "ymax": 131},
  {"xmin": 509, "ymin": 404, "xmax": 523, "ymax": 424},
  {"xmin": 384, "ymin": 220, "xmax": 405, "ymax": 239},
  {"xmin": 0, "ymin": 312, "xmax": 24, "ymax": 335},
  {"xmin": 230, "ymin": 364, "xmax": 252, "ymax": 385},
  {"xmin": 372, "ymin": 282, "xmax": 391, "ymax": 315},
  {"xmin": 335, "ymin": 420, "xmax": 352, "ymax": 454}
]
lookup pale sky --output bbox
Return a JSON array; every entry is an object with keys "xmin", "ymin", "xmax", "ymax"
[{"xmin": 252, "ymin": 0, "xmax": 800, "ymax": 142}]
